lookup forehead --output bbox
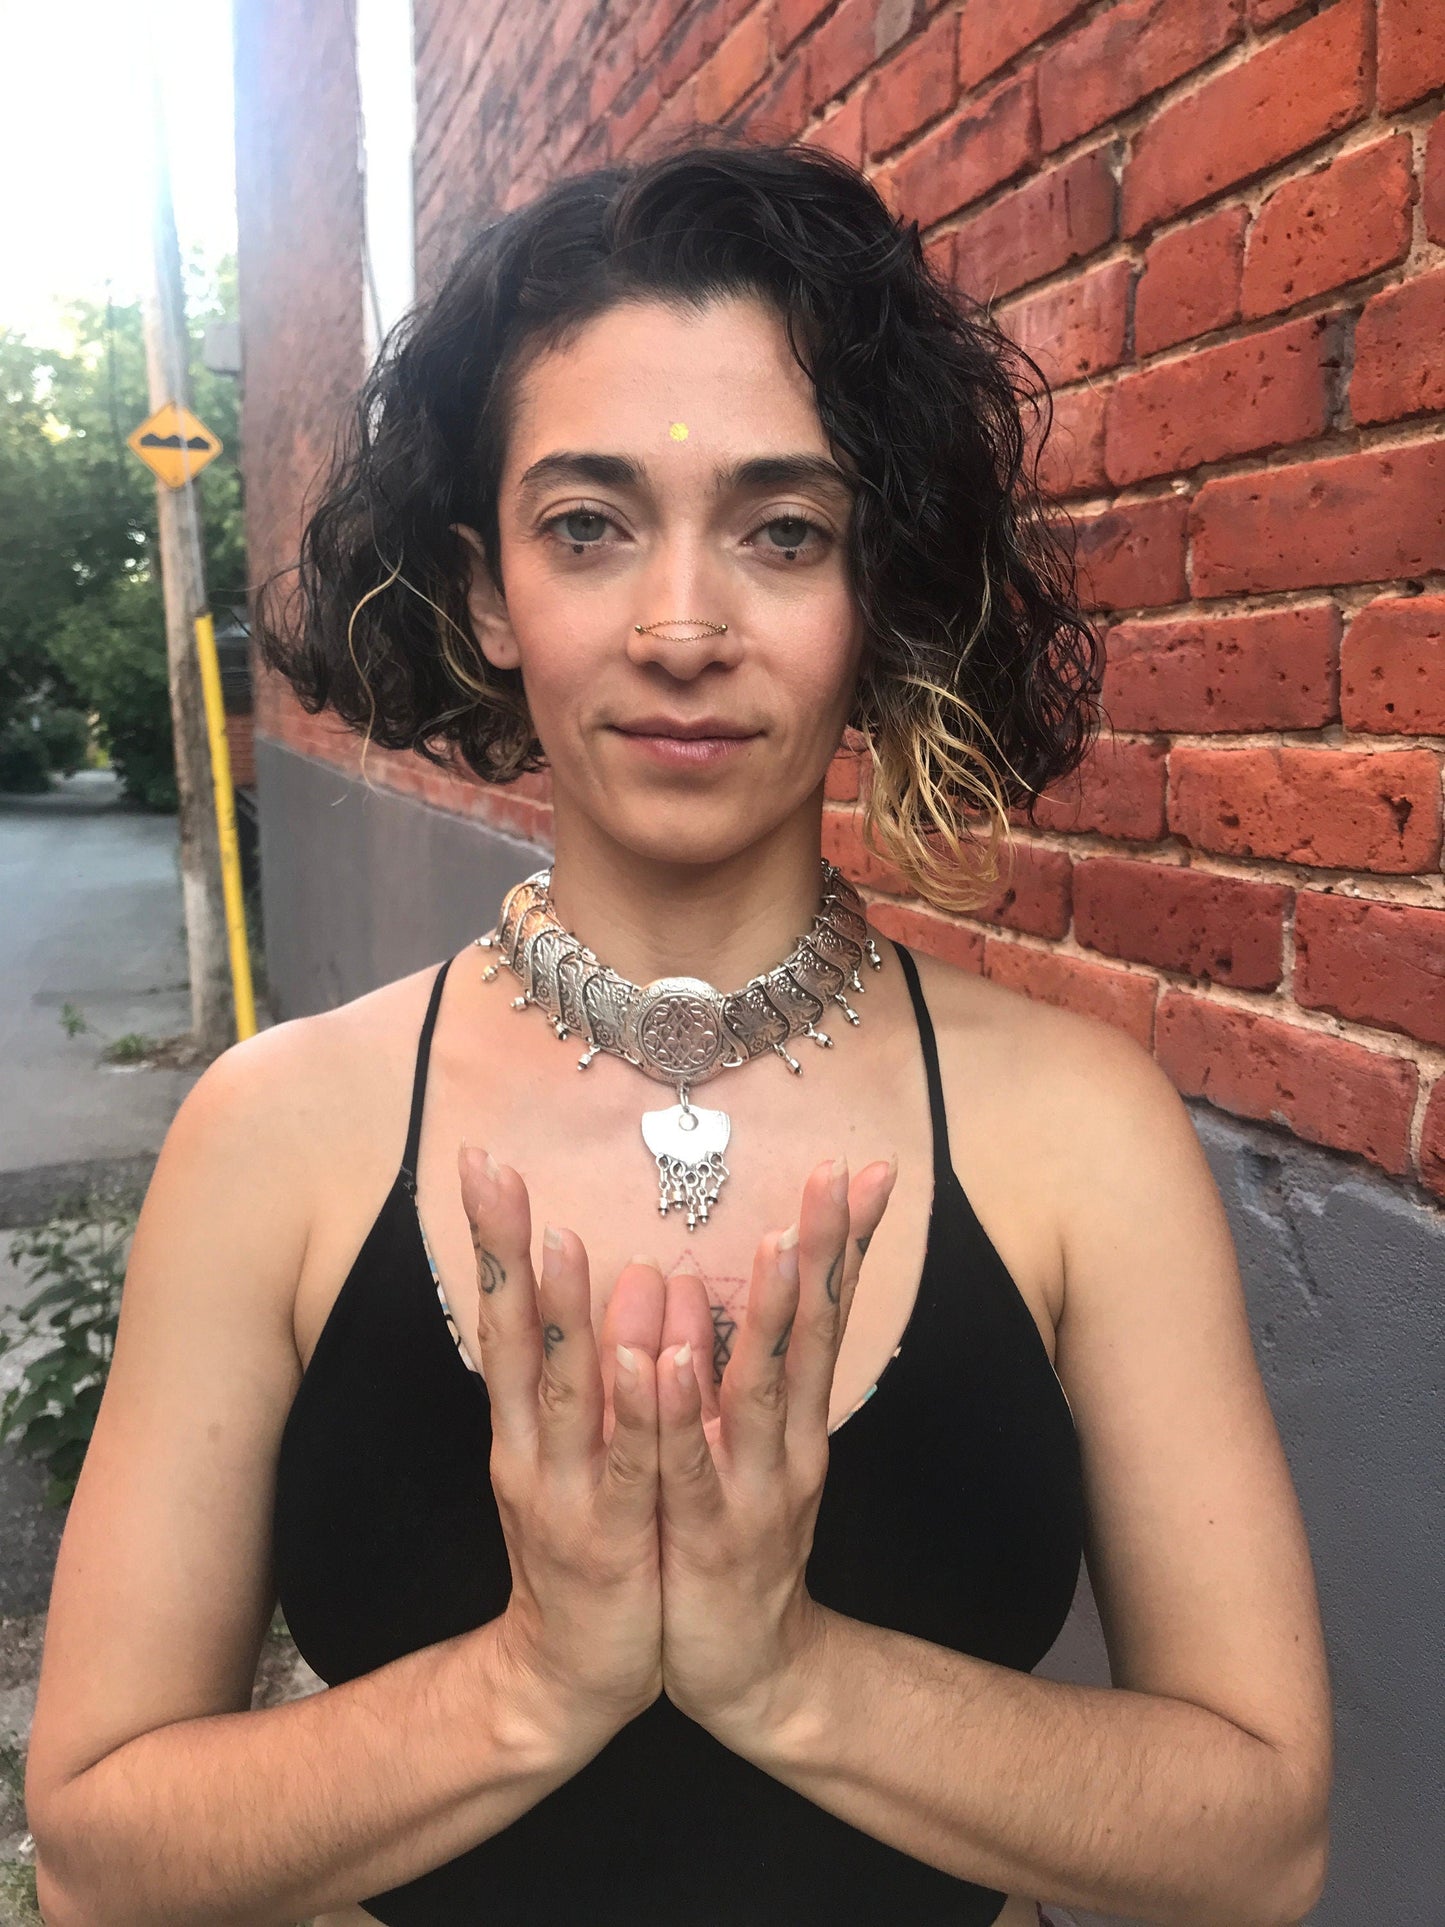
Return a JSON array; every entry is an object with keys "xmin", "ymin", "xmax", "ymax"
[{"xmin": 502, "ymin": 294, "xmax": 829, "ymax": 477}]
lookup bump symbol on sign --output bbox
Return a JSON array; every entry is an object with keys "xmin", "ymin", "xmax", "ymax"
[{"xmin": 127, "ymin": 403, "xmax": 223, "ymax": 489}]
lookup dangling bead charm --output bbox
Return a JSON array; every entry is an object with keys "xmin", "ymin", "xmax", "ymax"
[{"xmin": 641, "ymin": 1092, "xmax": 731, "ymax": 1230}]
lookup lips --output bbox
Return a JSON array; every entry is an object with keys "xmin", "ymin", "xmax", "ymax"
[{"xmin": 612, "ymin": 718, "xmax": 760, "ymax": 740}]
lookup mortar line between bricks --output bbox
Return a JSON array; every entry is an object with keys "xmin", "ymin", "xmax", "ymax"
[
  {"xmin": 919, "ymin": 90, "xmax": 1444, "ymax": 306},
  {"xmin": 855, "ymin": 897, "xmax": 1445, "ymax": 1074}
]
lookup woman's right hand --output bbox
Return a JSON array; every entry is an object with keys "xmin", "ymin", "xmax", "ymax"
[{"xmin": 458, "ymin": 1144, "xmax": 666, "ymax": 1748}]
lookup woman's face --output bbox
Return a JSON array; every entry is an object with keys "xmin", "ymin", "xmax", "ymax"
[{"xmin": 465, "ymin": 293, "xmax": 865, "ymax": 869}]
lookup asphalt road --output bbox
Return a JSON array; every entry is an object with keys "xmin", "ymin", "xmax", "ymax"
[{"xmin": 0, "ymin": 771, "xmax": 198, "ymax": 1209}]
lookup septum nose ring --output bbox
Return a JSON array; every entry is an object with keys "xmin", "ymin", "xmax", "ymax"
[{"xmin": 633, "ymin": 618, "xmax": 729, "ymax": 637}]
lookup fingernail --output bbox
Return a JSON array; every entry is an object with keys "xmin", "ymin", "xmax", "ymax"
[
  {"xmin": 673, "ymin": 1341, "xmax": 692, "ymax": 1378},
  {"xmin": 777, "ymin": 1222, "xmax": 800, "ymax": 1284},
  {"xmin": 829, "ymin": 1155, "xmax": 849, "ymax": 1204},
  {"xmin": 542, "ymin": 1223, "xmax": 564, "ymax": 1278},
  {"xmin": 627, "ymin": 1252, "xmax": 661, "ymax": 1271},
  {"xmin": 673, "ymin": 1250, "xmax": 701, "ymax": 1277},
  {"xmin": 615, "ymin": 1342, "xmax": 638, "ymax": 1380},
  {"xmin": 469, "ymin": 1146, "xmax": 501, "ymax": 1194},
  {"xmin": 461, "ymin": 1144, "xmax": 499, "ymax": 1211}
]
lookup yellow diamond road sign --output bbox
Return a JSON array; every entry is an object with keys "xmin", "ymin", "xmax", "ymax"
[{"xmin": 127, "ymin": 403, "xmax": 223, "ymax": 488}]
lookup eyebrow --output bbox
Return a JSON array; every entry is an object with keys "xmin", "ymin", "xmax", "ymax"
[{"xmin": 514, "ymin": 450, "xmax": 856, "ymax": 502}]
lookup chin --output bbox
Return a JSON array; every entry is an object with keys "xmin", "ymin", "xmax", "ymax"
[{"xmin": 603, "ymin": 803, "xmax": 787, "ymax": 872}]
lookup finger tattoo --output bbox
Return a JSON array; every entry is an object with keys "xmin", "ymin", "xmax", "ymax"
[
  {"xmin": 542, "ymin": 1321, "xmax": 564, "ymax": 1358},
  {"xmin": 478, "ymin": 1248, "xmax": 506, "ymax": 1295},
  {"xmin": 710, "ymin": 1301, "xmax": 738, "ymax": 1384},
  {"xmin": 856, "ymin": 1229, "xmax": 874, "ymax": 1259},
  {"xmin": 824, "ymin": 1249, "xmax": 844, "ymax": 1305},
  {"xmin": 770, "ymin": 1312, "xmax": 795, "ymax": 1358}
]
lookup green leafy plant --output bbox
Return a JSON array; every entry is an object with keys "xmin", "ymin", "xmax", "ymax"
[
  {"xmin": 102, "ymin": 1032, "xmax": 155, "ymax": 1065},
  {"xmin": 0, "ymin": 718, "xmax": 50, "ymax": 794},
  {"xmin": 47, "ymin": 576, "xmax": 178, "ymax": 811},
  {"xmin": 58, "ymin": 1001, "xmax": 88, "ymax": 1038},
  {"xmin": 0, "ymin": 1186, "xmax": 138, "ymax": 1507},
  {"xmin": 35, "ymin": 703, "xmax": 91, "ymax": 776},
  {"xmin": 0, "ymin": 1861, "xmax": 41, "ymax": 1926}
]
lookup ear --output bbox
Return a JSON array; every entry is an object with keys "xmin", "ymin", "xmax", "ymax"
[{"xmin": 452, "ymin": 524, "xmax": 520, "ymax": 672}]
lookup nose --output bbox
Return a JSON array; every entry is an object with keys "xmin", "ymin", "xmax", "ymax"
[
  {"xmin": 626, "ymin": 615, "xmax": 741, "ymax": 678},
  {"xmin": 625, "ymin": 538, "xmax": 741, "ymax": 676}
]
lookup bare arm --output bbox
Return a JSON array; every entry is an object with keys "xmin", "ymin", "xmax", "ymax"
[
  {"xmin": 34, "ymin": 1614, "xmax": 600, "ymax": 1927},
  {"xmin": 23, "ymin": 1018, "xmax": 624, "ymax": 1926},
  {"xmin": 718, "ymin": 1609, "xmax": 1320, "ymax": 1927},
  {"xmin": 700, "ymin": 1010, "xmax": 1331, "ymax": 1927}
]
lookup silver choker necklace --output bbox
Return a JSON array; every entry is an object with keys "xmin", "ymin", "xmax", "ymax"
[{"xmin": 474, "ymin": 859, "xmax": 883, "ymax": 1229}]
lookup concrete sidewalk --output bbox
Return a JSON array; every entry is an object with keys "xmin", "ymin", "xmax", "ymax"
[{"xmin": 0, "ymin": 770, "xmax": 200, "ymax": 1224}]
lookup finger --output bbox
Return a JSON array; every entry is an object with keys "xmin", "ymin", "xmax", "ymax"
[
  {"xmin": 835, "ymin": 1154, "xmax": 899, "ymax": 1335},
  {"xmin": 780, "ymin": 1155, "xmax": 853, "ymax": 1435},
  {"xmin": 459, "ymin": 1144, "xmax": 542, "ymax": 1449},
  {"xmin": 661, "ymin": 1258, "xmax": 720, "ymax": 1427},
  {"xmin": 599, "ymin": 1336, "xmax": 662, "ymax": 1529},
  {"xmin": 718, "ymin": 1226, "xmax": 799, "ymax": 1474},
  {"xmin": 534, "ymin": 1224, "xmax": 604, "ymax": 1473},
  {"xmin": 597, "ymin": 1257, "xmax": 666, "ymax": 1444},
  {"xmin": 656, "ymin": 1340, "xmax": 727, "ymax": 1528},
  {"xmin": 789, "ymin": 1155, "xmax": 898, "ymax": 1444}
]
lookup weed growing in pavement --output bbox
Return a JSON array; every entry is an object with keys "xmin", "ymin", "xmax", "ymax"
[{"xmin": 101, "ymin": 1033, "xmax": 156, "ymax": 1066}]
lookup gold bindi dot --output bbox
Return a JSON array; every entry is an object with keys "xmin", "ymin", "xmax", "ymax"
[{"xmin": 668, "ymin": 421, "xmax": 689, "ymax": 441}]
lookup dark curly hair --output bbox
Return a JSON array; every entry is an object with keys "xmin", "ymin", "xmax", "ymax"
[{"xmin": 259, "ymin": 131, "xmax": 1103, "ymax": 912}]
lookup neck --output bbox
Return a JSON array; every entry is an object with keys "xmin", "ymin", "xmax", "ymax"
[{"xmin": 543, "ymin": 808, "xmax": 829, "ymax": 988}]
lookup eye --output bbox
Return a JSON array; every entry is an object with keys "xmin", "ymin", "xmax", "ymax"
[
  {"xmin": 747, "ymin": 513, "xmax": 829, "ymax": 559},
  {"xmin": 541, "ymin": 506, "xmax": 617, "ymax": 551}
]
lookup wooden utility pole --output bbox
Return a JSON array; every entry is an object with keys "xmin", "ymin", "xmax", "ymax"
[{"xmin": 141, "ymin": 111, "xmax": 232, "ymax": 1058}]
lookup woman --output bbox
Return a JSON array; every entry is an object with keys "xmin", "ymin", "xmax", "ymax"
[{"xmin": 25, "ymin": 139, "xmax": 1331, "ymax": 1926}]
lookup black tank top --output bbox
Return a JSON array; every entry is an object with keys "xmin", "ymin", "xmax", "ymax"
[{"xmin": 272, "ymin": 942, "xmax": 1084, "ymax": 1925}]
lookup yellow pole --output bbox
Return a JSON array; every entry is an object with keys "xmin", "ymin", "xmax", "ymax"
[{"xmin": 193, "ymin": 612, "xmax": 257, "ymax": 1041}]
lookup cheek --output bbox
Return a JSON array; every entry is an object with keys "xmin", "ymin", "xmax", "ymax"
[{"xmin": 779, "ymin": 602, "xmax": 864, "ymax": 717}]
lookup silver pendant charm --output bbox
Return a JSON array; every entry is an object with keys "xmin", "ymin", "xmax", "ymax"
[{"xmin": 641, "ymin": 1100, "xmax": 731, "ymax": 1230}]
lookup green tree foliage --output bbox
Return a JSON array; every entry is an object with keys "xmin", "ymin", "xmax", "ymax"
[
  {"xmin": 48, "ymin": 575, "xmax": 178, "ymax": 807},
  {"xmin": 0, "ymin": 256, "xmax": 245, "ymax": 798}
]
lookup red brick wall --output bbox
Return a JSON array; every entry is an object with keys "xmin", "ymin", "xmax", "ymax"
[
  {"xmin": 234, "ymin": 0, "xmax": 368, "ymax": 755},
  {"xmin": 236, "ymin": 0, "xmax": 1445, "ymax": 1200},
  {"xmin": 225, "ymin": 713, "xmax": 256, "ymax": 791}
]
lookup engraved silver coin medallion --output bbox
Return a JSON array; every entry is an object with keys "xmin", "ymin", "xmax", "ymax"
[{"xmin": 482, "ymin": 858, "xmax": 875, "ymax": 1227}]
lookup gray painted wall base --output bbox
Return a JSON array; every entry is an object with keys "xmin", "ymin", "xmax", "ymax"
[
  {"xmin": 258, "ymin": 738, "xmax": 1442, "ymax": 1922},
  {"xmin": 257, "ymin": 737, "xmax": 547, "ymax": 1014}
]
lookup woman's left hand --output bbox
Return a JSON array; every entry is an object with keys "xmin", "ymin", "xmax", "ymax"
[{"xmin": 655, "ymin": 1153, "xmax": 898, "ymax": 1742}]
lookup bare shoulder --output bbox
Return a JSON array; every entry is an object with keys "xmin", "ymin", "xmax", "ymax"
[
  {"xmin": 899, "ymin": 943, "xmax": 1189, "ymax": 1320},
  {"xmin": 180, "ymin": 961, "xmax": 449, "ymax": 1176},
  {"xmin": 906, "ymin": 945, "xmax": 1194, "ymax": 1202}
]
